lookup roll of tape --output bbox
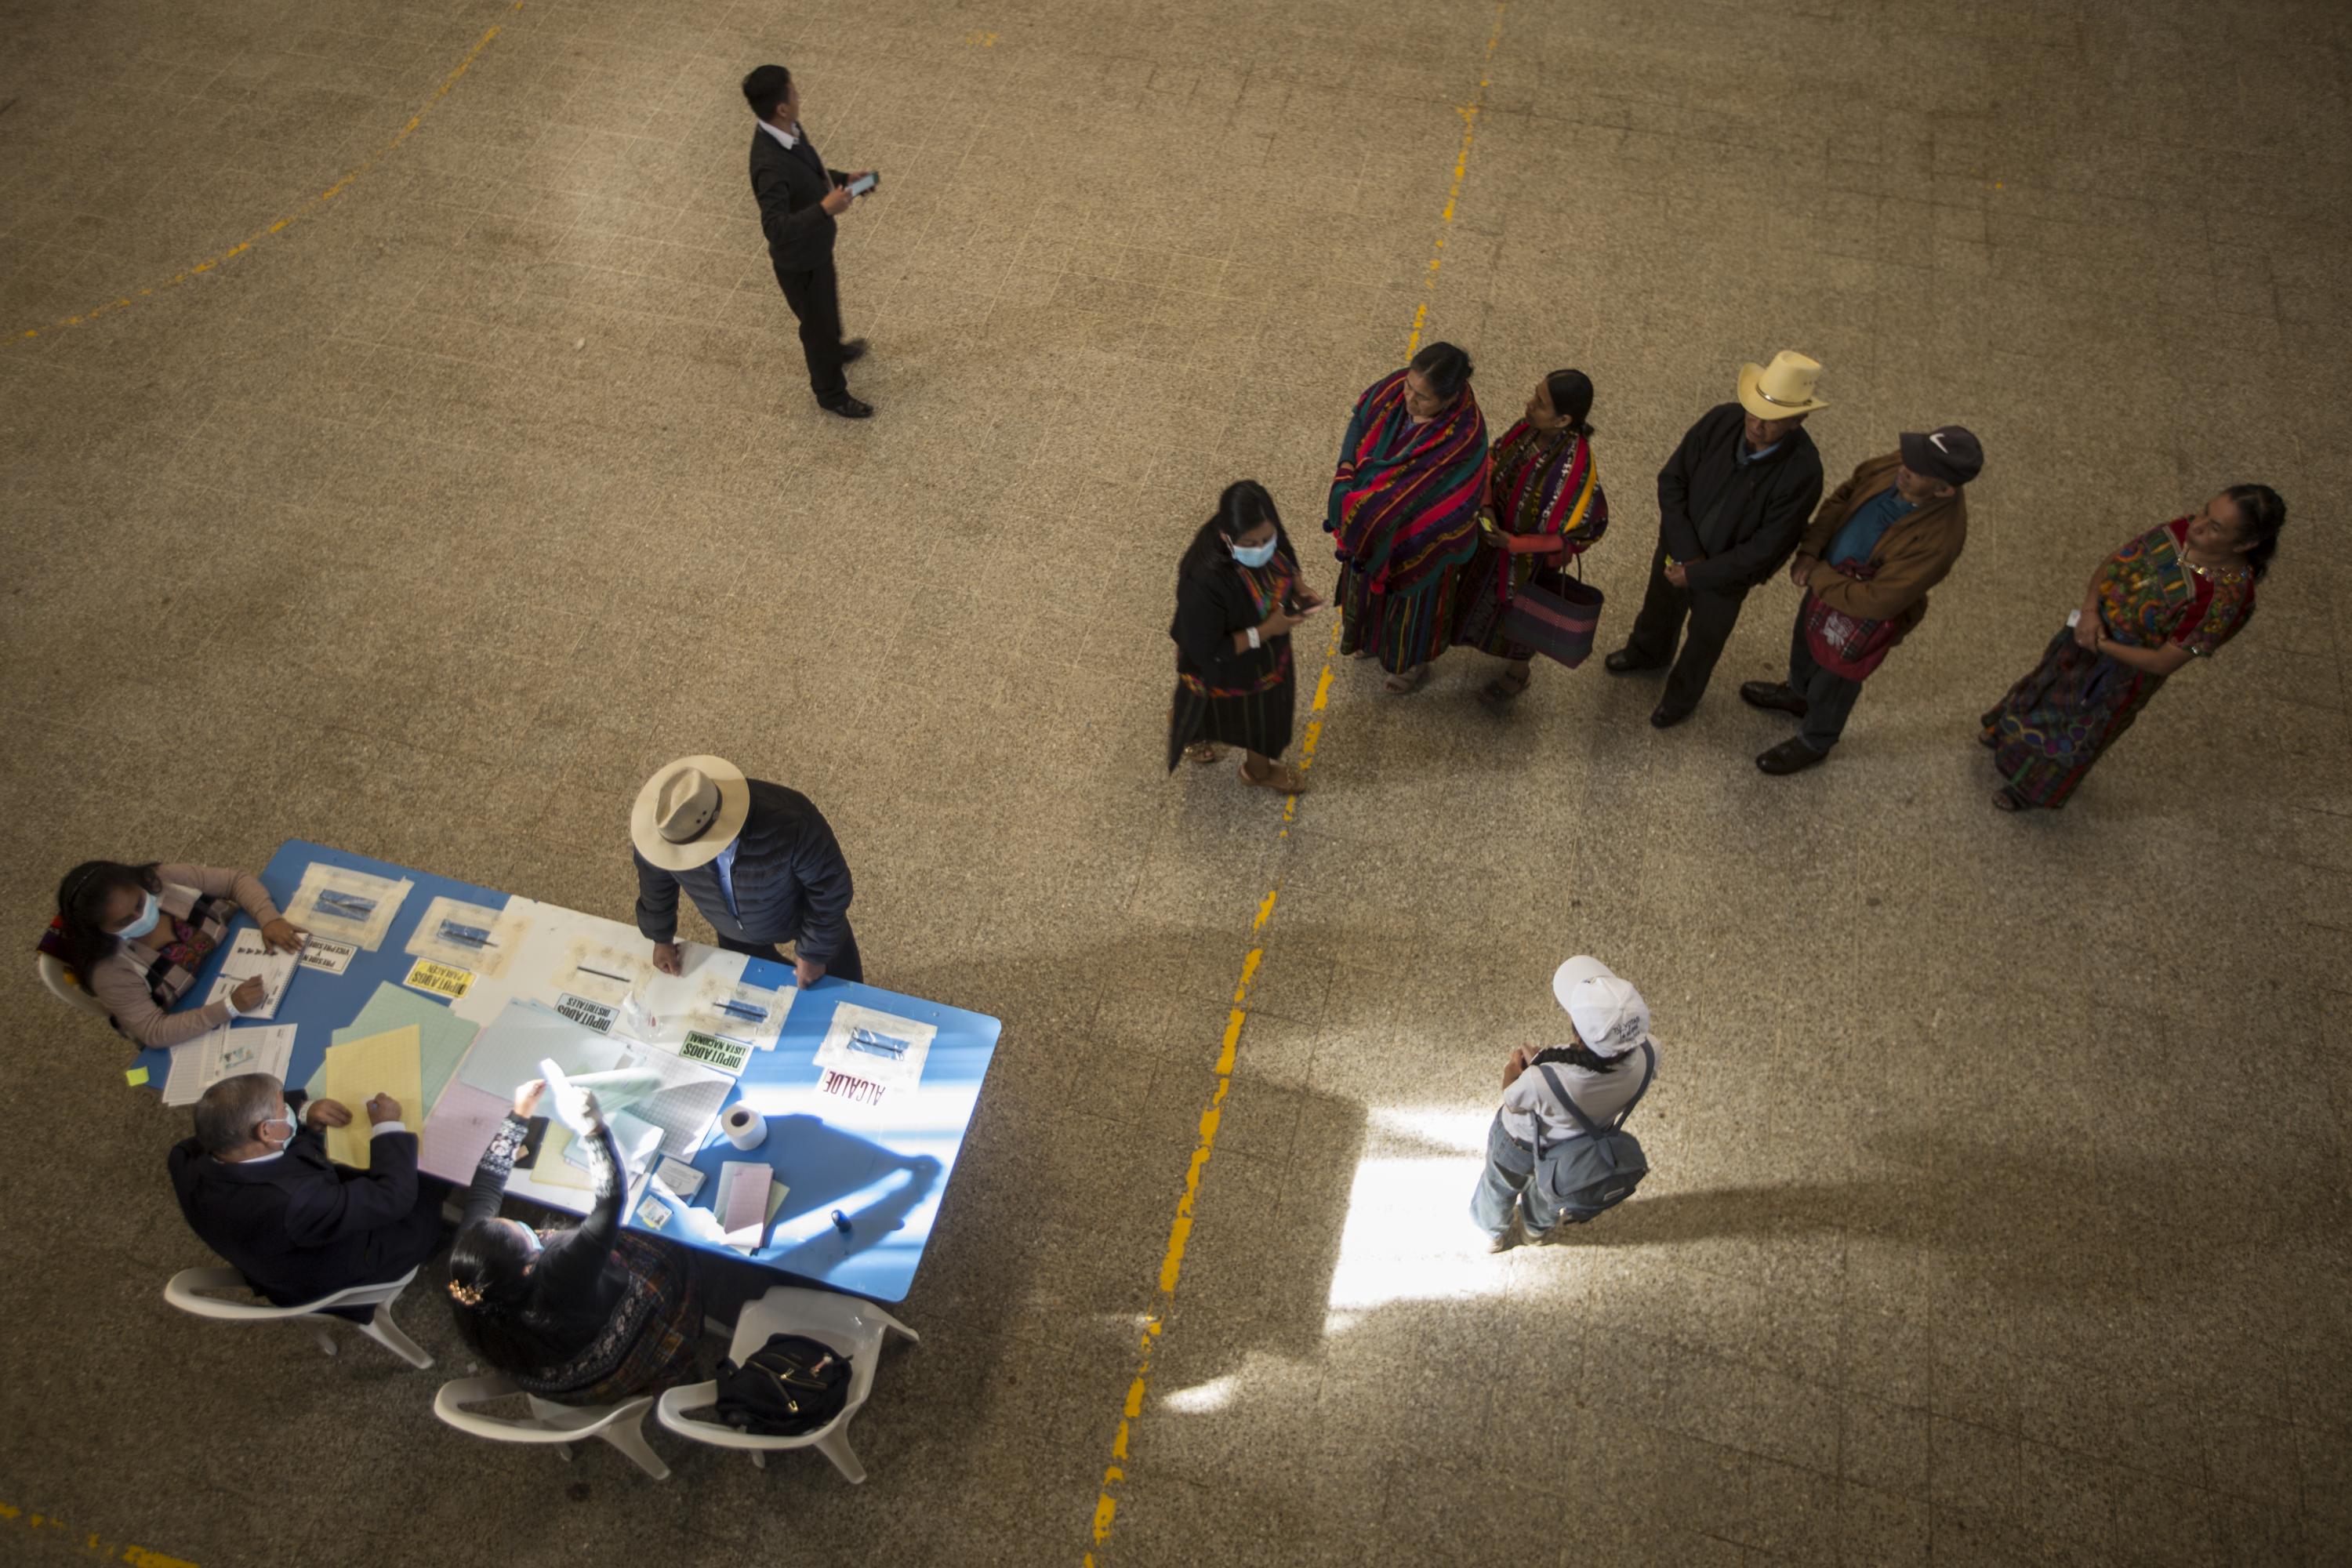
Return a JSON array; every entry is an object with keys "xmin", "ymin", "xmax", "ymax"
[{"xmin": 722, "ymin": 1104, "xmax": 768, "ymax": 1151}]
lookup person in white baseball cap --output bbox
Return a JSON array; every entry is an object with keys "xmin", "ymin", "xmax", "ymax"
[{"xmin": 1471, "ymin": 956, "xmax": 1661, "ymax": 1250}]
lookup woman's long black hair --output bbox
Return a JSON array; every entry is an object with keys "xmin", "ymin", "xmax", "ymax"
[
  {"xmin": 2220, "ymin": 483, "xmax": 2286, "ymax": 581},
  {"xmin": 446, "ymin": 1219, "xmax": 570, "ymax": 1371},
  {"xmin": 1179, "ymin": 479, "xmax": 1292, "ymax": 581},
  {"xmin": 53, "ymin": 860, "xmax": 162, "ymax": 995}
]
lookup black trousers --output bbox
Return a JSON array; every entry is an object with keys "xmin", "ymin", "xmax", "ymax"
[
  {"xmin": 773, "ymin": 260, "xmax": 848, "ymax": 401},
  {"xmin": 717, "ymin": 920, "xmax": 864, "ymax": 985},
  {"xmin": 1623, "ymin": 537, "xmax": 1753, "ymax": 713}
]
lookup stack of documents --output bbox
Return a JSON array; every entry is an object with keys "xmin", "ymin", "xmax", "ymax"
[
  {"xmin": 202, "ymin": 930, "xmax": 300, "ymax": 1020},
  {"xmin": 315, "ymin": 1025, "xmax": 423, "ymax": 1171},
  {"xmin": 162, "ymin": 1024, "xmax": 297, "ymax": 1108}
]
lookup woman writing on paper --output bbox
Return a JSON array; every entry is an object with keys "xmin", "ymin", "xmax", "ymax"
[
  {"xmin": 446, "ymin": 1077, "xmax": 702, "ymax": 1403},
  {"xmin": 48, "ymin": 860, "xmax": 307, "ymax": 1048}
]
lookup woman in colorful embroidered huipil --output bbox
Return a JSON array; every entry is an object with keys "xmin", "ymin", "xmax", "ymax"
[
  {"xmin": 1167, "ymin": 481, "xmax": 1323, "ymax": 794},
  {"xmin": 1981, "ymin": 485, "xmax": 2285, "ymax": 811},
  {"xmin": 1454, "ymin": 368, "xmax": 1610, "ymax": 708},
  {"xmin": 1326, "ymin": 342, "xmax": 1490, "ymax": 695},
  {"xmin": 447, "ymin": 1076, "xmax": 702, "ymax": 1404}
]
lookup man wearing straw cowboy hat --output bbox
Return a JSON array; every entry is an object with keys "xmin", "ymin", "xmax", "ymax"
[
  {"xmin": 1606, "ymin": 350, "xmax": 1829, "ymax": 726},
  {"xmin": 630, "ymin": 756, "xmax": 862, "ymax": 985}
]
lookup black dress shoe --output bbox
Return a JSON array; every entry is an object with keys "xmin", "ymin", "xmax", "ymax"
[
  {"xmin": 1738, "ymin": 681, "xmax": 1808, "ymax": 717},
  {"xmin": 819, "ymin": 394, "xmax": 873, "ymax": 419},
  {"xmin": 839, "ymin": 338, "xmax": 867, "ymax": 366},
  {"xmin": 1756, "ymin": 737, "xmax": 1828, "ymax": 774},
  {"xmin": 1649, "ymin": 704, "xmax": 1693, "ymax": 729},
  {"xmin": 1604, "ymin": 648, "xmax": 1667, "ymax": 675}
]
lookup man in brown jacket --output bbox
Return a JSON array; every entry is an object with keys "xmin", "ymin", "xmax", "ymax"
[{"xmin": 1739, "ymin": 426, "xmax": 1981, "ymax": 772}]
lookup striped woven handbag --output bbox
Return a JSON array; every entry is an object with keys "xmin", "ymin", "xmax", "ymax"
[{"xmin": 1500, "ymin": 561, "xmax": 1605, "ymax": 669}]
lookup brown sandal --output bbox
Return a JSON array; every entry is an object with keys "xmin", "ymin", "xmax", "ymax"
[
  {"xmin": 1185, "ymin": 742, "xmax": 1223, "ymax": 764},
  {"xmin": 1239, "ymin": 758, "xmax": 1308, "ymax": 793},
  {"xmin": 1991, "ymin": 787, "xmax": 2027, "ymax": 812},
  {"xmin": 1382, "ymin": 662, "xmax": 1430, "ymax": 695}
]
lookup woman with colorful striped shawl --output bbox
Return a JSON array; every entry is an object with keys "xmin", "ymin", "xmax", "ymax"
[
  {"xmin": 1325, "ymin": 342, "xmax": 1490, "ymax": 694},
  {"xmin": 1167, "ymin": 481, "xmax": 1323, "ymax": 793},
  {"xmin": 1454, "ymin": 369, "xmax": 1610, "ymax": 707},
  {"xmin": 1980, "ymin": 485, "xmax": 2285, "ymax": 811}
]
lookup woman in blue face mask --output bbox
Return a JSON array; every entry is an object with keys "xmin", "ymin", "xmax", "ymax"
[
  {"xmin": 1166, "ymin": 481, "xmax": 1326, "ymax": 793},
  {"xmin": 48, "ymin": 859, "xmax": 307, "ymax": 1049}
]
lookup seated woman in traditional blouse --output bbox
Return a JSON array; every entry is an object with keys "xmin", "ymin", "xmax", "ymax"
[
  {"xmin": 49, "ymin": 860, "xmax": 307, "ymax": 1047},
  {"xmin": 446, "ymin": 1078, "xmax": 702, "ymax": 1406}
]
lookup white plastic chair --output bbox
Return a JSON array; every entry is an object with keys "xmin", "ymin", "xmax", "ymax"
[
  {"xmin": 163, "ymin": 1265, "xmax": 434, "ymax": 1369},
  {"xmin": 38, "ymin": 953, "xmax": 111, "ymax": 1018},
  {"xmin": 655, "ymin": 1286, "xmax": 917, "ymax": 1483},
  {"xmin": 433, "ymin": 1375, "xmax": 670, "ymax": 1480}
]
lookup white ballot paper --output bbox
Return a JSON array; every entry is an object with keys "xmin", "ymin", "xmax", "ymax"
[
  {"xmin": 405, "ymin": 896, "xmax": 530, "ymax": 978},
  {"xmin": 163, "ymin": 1025, "xmax": 297, "ymax": 1107},
  {"xmin": 204, "ymin": 929, "xmax": 299, "ymax": 1020},
  {"xmin": 285, "ymin": 865, "xmax": 411, "ymax": 951},
  {"xmin": 812, "ymin": 1002, "xmax": 937, "ymax": 1091}
]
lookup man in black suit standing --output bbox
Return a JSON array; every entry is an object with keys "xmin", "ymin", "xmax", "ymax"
[
  {"xmin": 743, "ymin": 63, "xmax": 876, "ymax": 419},
  {"xmin": 168, "ymin": 1073, "xmax": 448, "ymax": 1308},
  {"xmin": 1605, "ymin": 350, "xmax": 1830, "ymax": 727}
]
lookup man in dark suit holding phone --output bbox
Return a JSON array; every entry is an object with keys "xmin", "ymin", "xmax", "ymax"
[{"xmin": 742, "ymin": 64, "xmax": 877, "ymax": 419}]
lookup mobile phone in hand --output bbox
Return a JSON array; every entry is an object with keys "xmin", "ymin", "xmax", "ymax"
[{"xmin": 846, "ymin": 172, "xmax": 879, "ymax": 196}]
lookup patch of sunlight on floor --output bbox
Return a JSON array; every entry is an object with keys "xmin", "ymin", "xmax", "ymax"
[
  {"xmin": 1324, "ymin": 1105, "xmax": 1504, "ymax": 1323},
  {"xmin": 1162, "ymin": 1374, "xmax": 1239, "ymax": 1414}
]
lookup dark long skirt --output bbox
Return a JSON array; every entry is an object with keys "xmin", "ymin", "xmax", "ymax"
[
  {"xmin": 1167, "ymin": 674, "xmax": 1296, "ymax": 771},
  {"xmin": 1980, "ymin": 626, "xmax": 2165, "ymax": 809}
]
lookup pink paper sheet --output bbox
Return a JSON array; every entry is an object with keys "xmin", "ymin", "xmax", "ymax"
[{"xmin": 419, "ymin": 1080, "xmax": 512, "ymax": 1184}]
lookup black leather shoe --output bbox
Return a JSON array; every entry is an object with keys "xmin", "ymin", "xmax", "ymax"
[
  {"xmin": 1604, "ymin": 648, "xmax": 1666, "ymax": 675},
  {"xmin": 1649, "ymin": 704, "xmax": 1693, "ymax": 729},
  {"xmin": 819, "ymin": 394, "xmax": 873, "ymax": 419},
  {"xmin": 1739, "ymin": 681, "xmax": 1808, "ymax": 717},
  {"xmin": 839, "ymin": 339, "xmax": 867, "ymax": 366},
  {"xmin": 1756, "ymin": 737, "xmax": 1828, "ymax": 774}
]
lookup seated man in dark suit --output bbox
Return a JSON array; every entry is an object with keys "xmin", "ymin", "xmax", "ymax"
[
  {"xmin": 168, "ymin": 1073, "xmax": 448, "ymax": 1308},
  {"xmin": 631, "ymin": 753, "xmax": 862, "ymax": 985}
]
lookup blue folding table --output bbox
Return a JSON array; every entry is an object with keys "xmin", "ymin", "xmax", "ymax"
[{"xmin": 137, "ymin": 840, "xmax": 1000, "ymax": 1303}]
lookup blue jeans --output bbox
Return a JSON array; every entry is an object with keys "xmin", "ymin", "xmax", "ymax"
[
  {"xmin": 1788, "ymin": 604, "xmax": 1865, "ymax": 753},
  {"xmin": 1470, "ymin": 1113, "xmax": 1562, "ymax": 1238}
]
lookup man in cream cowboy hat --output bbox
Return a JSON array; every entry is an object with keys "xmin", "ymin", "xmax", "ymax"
[
  {"xmin": 630, "ymin": 755, "xmax": 862, "ymax": 985},
  {"xmin": 1607, "ymin": 350, "xmax": 1828, "ymax": 726}
]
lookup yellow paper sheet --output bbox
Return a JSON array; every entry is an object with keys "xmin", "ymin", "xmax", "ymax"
[{"xmin": 319, "ymin": 1025, "xmax": 423, "ymax": 1170}]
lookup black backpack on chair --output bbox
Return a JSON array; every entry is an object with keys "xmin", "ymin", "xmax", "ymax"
[{"xmin": 713, "ymin": 1333, "xmax": 851, "ymax": 1436}]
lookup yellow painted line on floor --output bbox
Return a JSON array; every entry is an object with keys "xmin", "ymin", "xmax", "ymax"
[
  {"xmin": 1080, "ymin": 9, "xmax": 1506, "ymax": 1563},
  {"xmin": 6, "ymin": 2, "xmax": 524, "ymax": 346},
  {"xmin": 0, "ymin": 1500, "xmax": 200, "ymax": 1566}
]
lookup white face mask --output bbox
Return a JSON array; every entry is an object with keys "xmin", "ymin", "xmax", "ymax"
[
  {"xmin": 260, "ymin": 1105, "xmax": 299, "ymax": 1149},
  {"xmin": 114, "ymin": 891, "xmax": 162, "ymax": 940},
  {"xmin": 1229, "ymin": 535, "xmax": 1278, "ymax": 568}
]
